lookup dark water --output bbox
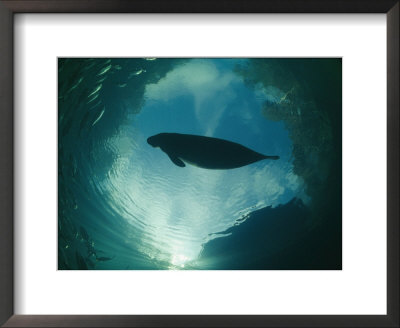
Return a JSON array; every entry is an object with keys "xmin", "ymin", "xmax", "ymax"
[{"xmin": 58, "ymin": 58, "xmax": 341, "ymax": 270}]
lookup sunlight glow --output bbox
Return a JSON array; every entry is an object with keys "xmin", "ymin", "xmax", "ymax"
[{"xmin": 171, "ymin": 254, "xmax": 190, "ymax": 268}]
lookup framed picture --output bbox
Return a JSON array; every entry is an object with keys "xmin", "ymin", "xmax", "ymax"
[{"xmin": 0, "ymin": 0, "xmax": 398, "ymax": 327}]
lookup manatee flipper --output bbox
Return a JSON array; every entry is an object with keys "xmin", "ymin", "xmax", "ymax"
[{"xmin": 166, "ymin": 153, "xmax": 185, "ymax": 167}]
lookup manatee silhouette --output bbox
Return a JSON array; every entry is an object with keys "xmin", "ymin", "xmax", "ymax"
[{"xmin": 147, "ymin": 133, "xmax": 279, "ymax": 169}]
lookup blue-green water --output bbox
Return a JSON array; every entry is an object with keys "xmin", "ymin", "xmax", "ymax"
[{"xmin": 58, "ymin": 58, "xmax": 341, "ymax": 270}]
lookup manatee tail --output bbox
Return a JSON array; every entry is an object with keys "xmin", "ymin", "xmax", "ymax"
[{"xmin": 264, "ymin": 155, "xmax": 280, "ymax": 160}]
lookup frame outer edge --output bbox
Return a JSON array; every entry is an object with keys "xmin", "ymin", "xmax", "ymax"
[
  {"xmin": 1, "ymin": 1, "xmax": 398, "ymax": 327},
  {"xmin": 0, "ymin": 1, "xmax": 14, "ymax": 327},
  {"xmin": 387, "ymin": 2, "xmax": 400, "ymax": 327},
  {"xmin": 0, "ymin": 0, "xmax": 398, "ymax": 13}
]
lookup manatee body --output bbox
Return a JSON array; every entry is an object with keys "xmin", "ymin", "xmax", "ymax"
[{"xmin": 147, "ymin": 133, "xmax": 279, "ymax": 169}]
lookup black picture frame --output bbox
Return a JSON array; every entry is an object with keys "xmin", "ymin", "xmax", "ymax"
[{"xmin": 0, "ymin": 1, "xmax": 398, "ymax": 327}]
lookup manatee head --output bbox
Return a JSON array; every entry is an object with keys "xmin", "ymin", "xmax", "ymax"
[{"xmin": 147, "ymin": 134, "xmax": 163, "ymax": 148}]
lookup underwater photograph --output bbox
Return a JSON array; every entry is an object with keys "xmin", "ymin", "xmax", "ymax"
[{"xmin": 58, "ymin": 58, "xmax": 342, "ymax": 270}]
